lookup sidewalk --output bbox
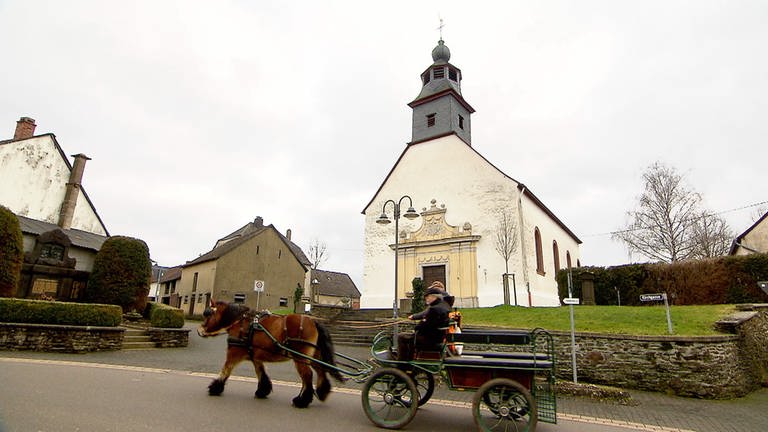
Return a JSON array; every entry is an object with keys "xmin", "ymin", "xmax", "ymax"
[{"xmin": 1, "ymin": 325, "xmax": 765, "ymax": 432}]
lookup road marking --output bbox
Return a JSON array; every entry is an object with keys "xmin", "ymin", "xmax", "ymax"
[{"xmin": 0, "ymin": 357, "xmax": 696, "ymax": 432}]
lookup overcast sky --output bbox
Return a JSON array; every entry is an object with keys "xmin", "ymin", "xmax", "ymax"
[{"xmin": 2, "ymin": 1, "xmax": 766, "ymax": 288}]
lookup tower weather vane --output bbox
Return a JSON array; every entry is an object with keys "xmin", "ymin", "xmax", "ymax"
[{"xmin": 437, "ymin": 16, "xmax": 445, "ymax": 40}]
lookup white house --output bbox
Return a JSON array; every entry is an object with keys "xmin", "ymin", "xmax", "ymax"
[
  {"xmin": 729, "ymin": 211, "xmax": 768, "ymax": 255},
  {"xmin": 362, "ymin": 40, "xmax": 581, "ymax": 308}
]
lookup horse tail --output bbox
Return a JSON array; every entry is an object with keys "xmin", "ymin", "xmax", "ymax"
[{"xmin": 315, "ymin": 321, "xmax": 345, "ymax": 382}]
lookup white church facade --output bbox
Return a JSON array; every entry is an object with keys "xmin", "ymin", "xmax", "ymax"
[{"xmin": 362, "ymin": 39, "xmax": 581, "ymax": 308}]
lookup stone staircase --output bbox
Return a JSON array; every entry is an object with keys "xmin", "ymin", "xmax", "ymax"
[{"xmin": 122, "ymin": 327, "xmax": 156, "ymax": 350}]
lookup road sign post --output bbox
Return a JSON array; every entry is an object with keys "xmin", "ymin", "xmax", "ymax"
[
  {"xmin": 566, "ymin": 270, "xmax": 578, "ymax": 383},
  {"xmin": 254, "ymin": 280, "xmax": 265, "ymax": 310},
  {"xmin": 640, "ymin": 292, "xmax": 674, "ymax": 334}
]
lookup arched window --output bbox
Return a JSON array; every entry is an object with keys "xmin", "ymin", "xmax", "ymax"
[
  {"xmin": 534, "ymin": 227, "xmax": 545, "ymax": 276},
  {"xmin": 566, "ymin": 251, "xmax": 572, "ymax": 269},
  {"xmin": 552, "ymin": 241, "xmax": 560, "ymax": 275}
]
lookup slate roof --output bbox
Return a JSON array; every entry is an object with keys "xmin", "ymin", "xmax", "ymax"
[
  {"xmin": 158, "ymin": 266, "xmax": 182, "ymax": 283},
  {"xmin": 16, "ymin": 214, "xmax": 107, "ymax": 251},
  {"xmin": 312, "ymin": 269, "xmax": 361, "ymax": 298}
]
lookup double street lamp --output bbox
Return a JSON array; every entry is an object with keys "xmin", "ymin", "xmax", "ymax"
[{"xmin": 376, "ymin": 195, "xmax": 419, "ymax": 342}]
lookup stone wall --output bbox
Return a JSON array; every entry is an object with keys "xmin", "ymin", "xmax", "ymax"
[
  {"xmin": 148, "ymin": 327, "xmax": 190, "ymax": 348},
  {"xmin": 0, "ymin": 323, "xmax": 123, "ymax": 353}
]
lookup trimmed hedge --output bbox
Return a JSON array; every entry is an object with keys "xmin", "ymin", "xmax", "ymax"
[
  {"xmin": 85, "ymin": 236, "xmax": 152, "ymax": 313},
  {"xmin": 556, "ymin": 253, "xmax": 768, "ymax": 305},
  {"xmin": 147, "ymin": 302, "xmax": 185, "ymax": 328},
  {"xmin": 0, "ymin": 298, "xmax": 122, "ymax": 326},
  {"xmin": 0, "ymin": 206, "xmax": 24, "ymax": 297}
]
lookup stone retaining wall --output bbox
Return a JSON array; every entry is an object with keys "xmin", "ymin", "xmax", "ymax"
[
  {"xmin": 0, "ymin": 322, "xmax": 124, "ymax": 353},
  {"xmin": 148, "ymin": 327, "xmax": 190, "ymax": 347}
]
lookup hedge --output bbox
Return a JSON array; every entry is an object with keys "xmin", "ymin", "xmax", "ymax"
[
  {"xmin": 0, "ymin": 298, "xmax": 122, "ymax": 326},
  {"xmin": 556, "ymin": 253, "xmax": 768, "ymax": 305},
  {"xmin": 0, "ymin": 206, "xmax": 23, "ymax": 297},
  {"xmin": 85, "ymin": 236, "xmax": 152, "ymax": 313},
  {"xmin": 146, "ymin": 302, "xmax": 185, "ymax": 328}
]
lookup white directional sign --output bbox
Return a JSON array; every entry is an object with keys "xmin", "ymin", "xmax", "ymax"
[
  {"xmin": 562, "ymin": 297, "xmax": 580, "ymax": 305},
  {"xmin": 253, "ymin": 280, "xmax": 265, "ymax": 292},
  {"xmin": 640, "ymin": 293, "xmax": 665, "ymax": 302}
]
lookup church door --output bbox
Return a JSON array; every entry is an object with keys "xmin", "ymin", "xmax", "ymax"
[{"xmin": 422, "ymin": 265, "xmax": 446, "ymax": 290}]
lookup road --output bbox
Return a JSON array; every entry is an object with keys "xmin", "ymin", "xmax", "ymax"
[{"xmin": 1, "ymin": 358, "xmax": 649, "ymax": 432}]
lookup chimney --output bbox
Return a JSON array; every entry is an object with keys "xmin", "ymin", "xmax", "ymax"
[
  {"xmin": 14, "ymin": 117, "xmax": 36, "ymax": 140},
  {"xmin": 286, "ymin": 229, "xmax": 292, "ymax": 241},
  {"xmin": 58, "ymin": 153, "xmax": 91, "ymax": 230},
  {"xmin": 254, "ymin": 216, "xmax": 263, "ymax": 228}
]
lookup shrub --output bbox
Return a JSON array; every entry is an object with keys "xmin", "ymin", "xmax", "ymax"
[
  {"xmin": 0, "ymin": 206, "xmax": 24, "ymax": 297},
  {"xmin": 0, "ymin": 298, "xmax": 122, "ymax": 326},
  {"xmin": 84, "ymin": 236, "xmax": 152, "ymax": 313},
  {"xmin": 556, "ymin": 253, "xmax": 768, "ymax": 305},
  {"xmin": 149, "ymin": 303, "xmax": 185, "ymax": 328},
  {"xmin": 411, "ymin": 277, "xmax": 425, "ymax": 314}
]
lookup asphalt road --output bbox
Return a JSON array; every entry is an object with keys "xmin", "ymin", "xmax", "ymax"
[{"xmin": 0, "ymin": 358, "xmax": 657, "ymax": 432}]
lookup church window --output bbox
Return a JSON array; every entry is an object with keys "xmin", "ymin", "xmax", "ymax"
[
  {"xmin": 566, "ymin": 251, "xmax": 572, "ymax": 269},
  {"xmin": 553, "ymin": 241, "xmax": 560, "ymax": 275},
  {"xmin": 458, "ymin": 115, "xmax": 464, "ymax": 130},
  {"xmin": 427, "ymin": 114, "xmax": 436, "ymax": 127},
  {"xmin": 534, "ymin": 227, "xmax": 545, "ymax": 276},
  {"xmin": 448, "ymin": 68, "xmax": 457, "ymax": 81},
  {"xmin": 433, "ymin": 67, "xmax": 445, "ymax": 79},
  {"xmin": 423, "ymin": 72, "xmax": 431, "ymax": 85}
]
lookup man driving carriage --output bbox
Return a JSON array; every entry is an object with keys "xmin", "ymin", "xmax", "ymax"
[{"xmin": 396, "ymin": 282, "xmax": 452, "ymax": 359}]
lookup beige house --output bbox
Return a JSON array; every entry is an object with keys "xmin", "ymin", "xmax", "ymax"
[
  {"xmin": 176, "ymin": 217, "xmax": 311, "ymax": 316},
  {"xmin": 310, "ymin": 269, "xmax": 361, "ymax": 309},
  {"xmin": 730, "ymin": 211, "xmax": 768, "ymax": 255}
]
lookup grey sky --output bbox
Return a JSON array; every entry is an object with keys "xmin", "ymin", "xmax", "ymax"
[{"xmin": 2, "ymin": 1, "xmax": 766, "ymax": 289}]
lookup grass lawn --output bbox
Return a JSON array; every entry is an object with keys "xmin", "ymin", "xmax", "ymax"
[{"xmin": 459, "ymin": 304, "xmax": 737, "ymax": 336}]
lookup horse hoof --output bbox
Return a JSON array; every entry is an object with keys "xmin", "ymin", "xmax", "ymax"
[
  {"xmin": 254, "ymin": 390, "xmax": 269, "ymax": 399},
  {"xmin": 292, "ymin": 396, "xmax": 311, "ymax": 408},
  {"xmin": 208, "ymin": 380, "xmax": 225, "ymax": 396}
]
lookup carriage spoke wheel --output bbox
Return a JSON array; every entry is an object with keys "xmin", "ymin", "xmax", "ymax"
[
  {"xmin": 362, "ymin": 368, "xmax": 419, "ymax": 429},
  {"xmin": 472, "ymin": 378, "xmax": 537, "ymax": 432},
  {"xmin": 403, "ymin": 369, "xmax": 435, "ymax": 407}
]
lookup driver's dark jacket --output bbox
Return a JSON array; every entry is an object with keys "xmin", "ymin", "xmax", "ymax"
[{"xmin": 413, "ymin": 297, "xmax": 451, "ymax": 351}]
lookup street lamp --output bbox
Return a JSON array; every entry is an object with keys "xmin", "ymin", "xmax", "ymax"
[{"xmin": 376, "ymin": 195, "xmax": 419, "ymax": 343}]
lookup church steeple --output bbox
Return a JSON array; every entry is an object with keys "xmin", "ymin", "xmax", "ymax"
[{"xmin": 408, "ymin": 39, "xmax": 475, "ymax": 145}]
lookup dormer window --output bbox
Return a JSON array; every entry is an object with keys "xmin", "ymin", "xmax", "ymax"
[
  {"xmin": 433, "ymin": 67, "xmax": 445, "ymax": 79},
  {"xmin": 448, "ymin": 68, "xmax": 458, "ymax": 81},
  {"xmin": 427, "ymin": 114, "xmax": 436, "ymax": 127},
  {"xmin": 458, "ymin": 115, "xmax": 464, "ymax": 130}
]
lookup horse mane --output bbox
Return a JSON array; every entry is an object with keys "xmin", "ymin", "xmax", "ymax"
[{"xmin": 220, "ymin": 302, "xmax": 253, "ymax": 326}]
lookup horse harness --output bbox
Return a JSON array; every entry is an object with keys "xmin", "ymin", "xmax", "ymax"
[{"xmin": 227, "ymin": 311, "xmax": 318, "ymax": 361}]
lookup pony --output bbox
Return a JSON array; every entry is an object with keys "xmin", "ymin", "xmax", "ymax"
[{"xmin": 197, "ymin": 299, "xmax": 345, "ymax": 408}]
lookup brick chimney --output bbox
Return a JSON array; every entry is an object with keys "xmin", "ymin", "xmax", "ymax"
[
  {"xmin": 58, "ymin": 153, "xmax": 91, "ymax": 230},
  {"xmin": 254, "ymin": 216, "xmax": 264, "ymax": 228},
  {"xmin": 286, "ymin": 229, "xmax": 292, "ymax": 241},
  {"xmin": 14, "ymin": 117, "xmax": 36, "ymax": 140}
]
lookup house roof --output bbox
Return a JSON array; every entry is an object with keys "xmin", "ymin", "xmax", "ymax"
[
  {"xmin": 361, "ymin": 133, "xmax": 582, "ymax": 244},
  {"xmin": 729, "ymin": 210, "xmax": 768, "ymax": 255},
  {"xmin": 15, "ymin": 213, "xmax": 108, "ymax": 251},
  {"xmin": 158, "ymin": 266, "xmax": 182, "ymax": 283},
  {"xmin": 1, "ymin": 133, "xmax": 110, "ymax": 236},
  {"xmin": 311, "ymin": 269, "xmax": 361, "ymax": 298},
  {"xmin": 184, "ymin": 222, "xmax": 311, "ymax": 268}
]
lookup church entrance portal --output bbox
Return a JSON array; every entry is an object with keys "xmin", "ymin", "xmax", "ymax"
[{"xmin": 422, "ymin": 265, "xmax": 446, "ymax": 290}]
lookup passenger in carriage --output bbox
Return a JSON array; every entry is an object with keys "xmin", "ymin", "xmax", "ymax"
[{"xmin": 408, "ymin": 284, "xmax": 451, "ymax": 352}]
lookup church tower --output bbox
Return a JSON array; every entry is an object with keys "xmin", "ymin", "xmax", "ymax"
[{"xmin": 408, "ymin": 39, "xmax": 475, "ymax": 145}]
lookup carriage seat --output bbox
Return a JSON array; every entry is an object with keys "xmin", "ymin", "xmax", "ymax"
[
  {"xmin": 458, "ymin": 351, "xmax": 550, "ymax": 361},
  {"xmin": 443, "ymin": 355, "xmax": 553, "ymax": 370}
]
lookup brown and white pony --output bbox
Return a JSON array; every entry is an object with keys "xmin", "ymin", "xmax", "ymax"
[{"xmin": 197, "ymin": 300, "xmax": 344, "ymax": 408}]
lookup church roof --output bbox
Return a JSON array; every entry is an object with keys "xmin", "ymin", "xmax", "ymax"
[{"xmin": 361, "ymin": 134, "xmax": 582, "ymax": 244}]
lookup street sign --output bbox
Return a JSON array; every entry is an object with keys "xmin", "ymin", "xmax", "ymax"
[
  {"xmin": 640, "ymin": 293, "xmax": 665, "ymax": 302},
  {"xmin": 562, "ymin": 297, "xmax": 580, "ymax": 305},
  {"xmin": 253, "ymin": 280, "xmax": 265, "ymax": 292}
]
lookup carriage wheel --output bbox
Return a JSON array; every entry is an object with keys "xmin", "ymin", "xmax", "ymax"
[
  {"xmin": 403, "ymin": 369, "xmax": 434, "ymax": 407},
  {"xmin": 361, "ymin": 368, "xmax": 419, "ymax": 429},
  {"xmin": 472, "ymin": 378, "xmax": 537, "ymax": 432}
]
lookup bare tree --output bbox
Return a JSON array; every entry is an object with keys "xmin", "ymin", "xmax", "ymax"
[
  {"xmin": 751, "ymin": 205, "xmax": 767, "ymax": 223},
  {"xmin": 614, "ymin": 162, "xmax": 702, "ymax": 262},
  {"xmin": 494, "ymin": 209, "xmax": 519, "ymax": 305},
  {"xmin": 691, "ymin": 211, "xmax": 733, "ymax": 258},
  {"xmin": 307, "ymin": 238, "xmax": 328, "ymax": 270}
]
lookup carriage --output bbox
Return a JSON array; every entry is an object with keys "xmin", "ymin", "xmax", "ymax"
[{"xmin": 198, "ymin": 301, "xmax": 557, "ymax": 432}]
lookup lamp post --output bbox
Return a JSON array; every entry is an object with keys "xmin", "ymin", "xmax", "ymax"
[{"xmin": 376, "ymin": 195, "xmax": 420, "ymax": 344}]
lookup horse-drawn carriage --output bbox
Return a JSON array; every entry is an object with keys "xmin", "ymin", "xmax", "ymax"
[{"xmin": 198, "ymin": 301, "xmax": 557, "ymax": 432}]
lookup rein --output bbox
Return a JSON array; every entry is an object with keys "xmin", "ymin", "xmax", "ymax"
[{"xmin": 333, "ymin": 319, "xmax": 411, "ymax": 330}]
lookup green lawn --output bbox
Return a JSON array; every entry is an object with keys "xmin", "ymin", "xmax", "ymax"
[{"xmin": 458, "ymin": 304, "xmax": 736, "ymax": 336}]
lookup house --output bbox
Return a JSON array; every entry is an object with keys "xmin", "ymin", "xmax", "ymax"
[
  {"xmin": 362, "ymin": 40, "xmax": 581, "ymax": 308},
  {"xmin": 0, "ymin": 117, "xmax": 109, "ymax": 299},
  {"xmin": 310, "ymin": 269, "xmax": 361, "ymax": 309},
  {"xmin": 729, "ymin": 211, "xmax": 768, "ymax": 255},
  {"xmin": 157, "ymin": 266, "xmax": 183, "ymax": 307},
  {"xmin": 175, "ymin": 217, "xmax": 311, "ymax": 316}
]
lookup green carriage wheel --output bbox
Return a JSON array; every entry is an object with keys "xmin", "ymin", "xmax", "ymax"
[
  {"xmin": 361, "ymin": 368, "xmax": 419, "ymax": 429},
  {"xmin": 472, "ymin": 378, "xmax": 537, "ymax": 432},
  {"xmin": 403, "ymin": 369, "xmax": 435, "ymax": 407}
]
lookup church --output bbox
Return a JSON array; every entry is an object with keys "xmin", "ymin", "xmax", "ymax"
[{"xmin": 362, "ymin": 39, "xmax": 581, "ymax": 308}]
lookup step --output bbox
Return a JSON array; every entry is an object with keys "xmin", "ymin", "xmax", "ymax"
[
  {"xmin": 124, "ymin": 335, "xmax": 152, "ymax": 343},
  {"xmin": 122, "ymin": 341, "xmax": 157, "ymax": 350}
]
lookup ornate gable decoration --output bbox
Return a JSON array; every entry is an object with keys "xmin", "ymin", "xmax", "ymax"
[{"xmin": 401, "ymin": 199, "xmax": 474, "ymax": 244}]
